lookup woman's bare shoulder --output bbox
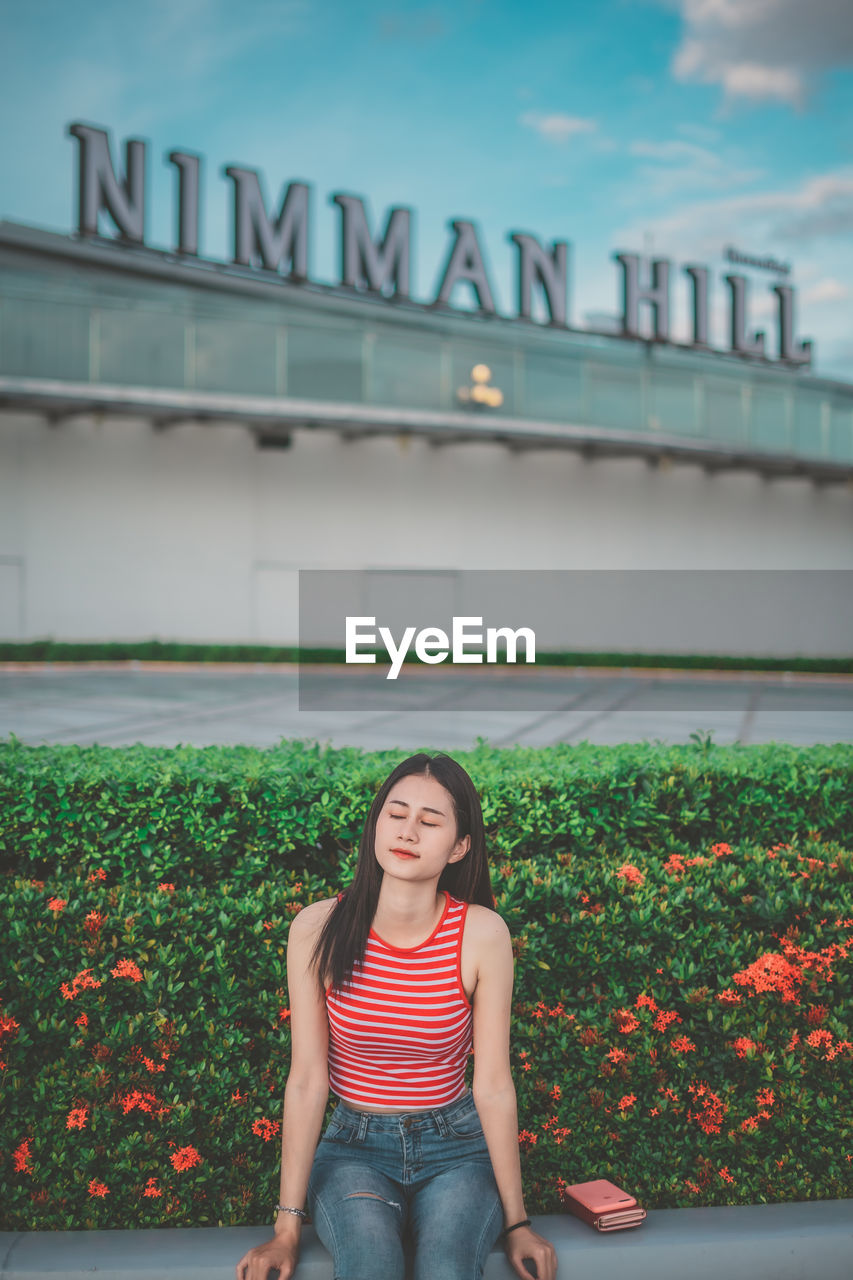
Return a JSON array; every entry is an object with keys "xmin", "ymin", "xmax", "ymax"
[
  {"xmin": 288, "ymin": 895, "xmax": 338, "ymax": 941},
  {"xmin": 464, "ymin": 902, "xmax": 511, "ymax": 945}
]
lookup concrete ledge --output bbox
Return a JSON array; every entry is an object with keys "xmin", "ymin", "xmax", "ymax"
[{"xmin": 2, "ymin": 1201, "xmax": 852, "ymax": 1280}]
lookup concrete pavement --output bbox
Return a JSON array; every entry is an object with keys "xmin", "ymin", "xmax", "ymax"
[{"xmin": 1, "ymin": 663, "xmax": 852, "ymax": 749}]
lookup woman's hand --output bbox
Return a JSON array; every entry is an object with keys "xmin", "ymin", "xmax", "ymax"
[
  {"xmin": 504, "ymin": 1224, "xmax": 558, "ymax": 1280},
  {"xmin": 235, "ymin": 1232, "xmax": 300, "ymax": 1280}
]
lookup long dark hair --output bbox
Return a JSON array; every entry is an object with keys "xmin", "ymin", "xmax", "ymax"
[{"xmin": 310, "ymin": 753, "xmax": 494, "ymax": 993}]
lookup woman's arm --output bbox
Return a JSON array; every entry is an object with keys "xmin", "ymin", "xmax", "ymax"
[
  {"xmin": 470, "ymin": 909, "xmax": 557, "ymax": 1280},
  {"xmin": 235, "ymin": 898, "xmax": 334, "ymax": 1280}
]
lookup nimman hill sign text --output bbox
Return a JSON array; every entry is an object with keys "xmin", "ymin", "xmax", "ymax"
[{"xmin": 67, "ymin": 122, "xmax": 813, "ymax": 368}]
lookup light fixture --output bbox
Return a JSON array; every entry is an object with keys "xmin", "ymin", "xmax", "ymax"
[{"xmin": 457, "ymin": 364, "xmax": 504, "ymax": 409}]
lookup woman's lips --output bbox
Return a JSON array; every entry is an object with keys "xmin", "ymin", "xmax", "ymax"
[{"xmin": 391, "ymin": 848, "xmax": 418, "ymax": 859}]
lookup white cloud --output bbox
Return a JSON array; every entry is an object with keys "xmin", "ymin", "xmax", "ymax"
[
  {"xmin": 717, "ymin": 62, "xmax": 803, "ymax": 105},
  {"xmin": 519, "ymin": 112, "xmax": 598, "ymax": 144},
  {"xmin": 802, "ymin": 277, "xmax": 850, "ymax": 304},
  {"xmin": 619, "ymin": 167, "xmax": 853, "ymax": 253},
  {"xmin": 626, "ymin": 137, "xmax": 763, "ymax": 198},
  {"xmin": 668, "ymin": 0, "xmax": 853, "ymax": 107}
]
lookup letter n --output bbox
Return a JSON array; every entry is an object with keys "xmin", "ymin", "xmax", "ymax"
[
  {"xmin": 67, "ymin": 122, "xmax": 146, "ymax": 242},
  {"xmin": 509, "ymin": 233, "xmax": 569, "ymax": 326}
]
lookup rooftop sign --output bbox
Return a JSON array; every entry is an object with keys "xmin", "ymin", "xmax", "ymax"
[{"xmin": 67, "ymin": 121, "xmax": 813, "ymax": 369}]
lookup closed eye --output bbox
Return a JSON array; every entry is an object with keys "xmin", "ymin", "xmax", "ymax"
[{"xmin": 389, "ymin": 811, "xmax": 438, "ymax": 827}]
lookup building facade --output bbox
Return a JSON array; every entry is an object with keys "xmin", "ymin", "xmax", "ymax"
[{"xmin": 0, "ymin": 217, "xmax": 851, "ymax": 655}]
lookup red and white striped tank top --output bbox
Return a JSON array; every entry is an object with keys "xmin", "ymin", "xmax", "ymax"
[{"xmin": 326, "ymin": 891, "xmax": 473, "ymax": 1109}]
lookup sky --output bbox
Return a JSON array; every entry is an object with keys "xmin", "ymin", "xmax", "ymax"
[{"xmin": 1, "ymin": 0, "xmax": 852, "ymax": 381}]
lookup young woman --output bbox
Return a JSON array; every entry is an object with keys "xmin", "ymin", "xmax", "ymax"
[{"xmin": 236, "ymin": 752, "xmax": 557, "ymax": 1280}]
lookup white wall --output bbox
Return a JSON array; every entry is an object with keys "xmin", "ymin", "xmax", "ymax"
[{"xmin": 1, "ymin": 408, "xmax": 851, "ymax": 650}]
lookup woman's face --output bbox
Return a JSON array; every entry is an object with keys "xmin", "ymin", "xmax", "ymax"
[{"xmin": 374, "ymin": 773, "xmax": 470, "ymax": 884}]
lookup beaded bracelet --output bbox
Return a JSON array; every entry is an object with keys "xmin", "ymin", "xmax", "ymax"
[
  {"xmin": 275, "ymin": 1204, "xmax": 307, "ymax": 1220},
  {"xmin": 503, "ymin": 1218, "xmax": 532, "ymax": 1237}
]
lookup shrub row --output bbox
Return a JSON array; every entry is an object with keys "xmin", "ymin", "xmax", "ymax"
[
  {"xmin": 1, "ymin": 740, "xmax": 851, "ymax": 1230},
  {"xmin": 0, "ymin": 640, "xmax": 850, "ymax": 672},
  {"xmin": 2, "ymin": 737, "xmax": 852, "ymax": 884}
]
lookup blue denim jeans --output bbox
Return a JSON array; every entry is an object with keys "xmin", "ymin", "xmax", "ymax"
[{"xmin": 307, "ymin": 1090, "xmax": 504, "ymax": 1280}]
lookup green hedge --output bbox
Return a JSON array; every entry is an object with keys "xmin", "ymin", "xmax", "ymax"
[
  {"xmin": 0, "ymin": 639, "xmax": 850, "ymax": 672},
  {"xmin": 2, "ymin": 737, "xmax": 852, "ymax": 882},
  {"xmin": 1, "ymin": 738, "xmax": 851, "ymax": 1229}
]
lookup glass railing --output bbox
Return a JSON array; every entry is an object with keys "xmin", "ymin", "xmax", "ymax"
[{"xmin": 1, "ymin": 249, "xmax": 851, "ymax": 463}]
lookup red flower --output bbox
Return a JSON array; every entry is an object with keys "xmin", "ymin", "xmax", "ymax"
[
  {"xmin": 733, "ymin": 952, "xmax": 803, "ymax": 1002},
  {"xmin": 756, "ymin": 1088, "xmax": 775, "ymax": 1108},
  {"xmin": 579, "ymin": 1027, "xmax": 603, "ymax": 1046},
  {"xmin": 733, "ymin": 1036, "xmax": 758, "ymax": 1058},
  {"xmin": 87, "ymin": 868, "xmax": 108, "ymax": 883},
  {"xmin": 252, "ymin": 1118, "xmax": 281, "ymax": 1142},
  {"xmin": 278, "ymin": 1008, "xmax": 291, "ymax": 1024},
  {"xmin": 606, "ymin": 1047, "xmax": 628, "ymax": 1064},
  {"xmin": 653, "ymin": 1010, "xmax": 681, "ymax": 1033},
  {"xmin": 118, "ymin": 1089, "xmax": 170, "ymax": 1116},
  {"xmin": 0, "ymin": 1012, "xmax": 21, "ymax": 1069},
  {"xmin": 170, "ymin": 1145, "xmax": 202, "ymax": 1172},
  {"xmin": 613, "ymin": 1009, "xmax": 640, "ymax": 1034},
  {"xmin": 84, "ymin": 910, "xmax": 106, "ymax": 934},
  {"xmin": 710, "ymin": 843, "xmax": 732, "ymax": 858},
  {"xmin": 111, "ymin": 958, "xmax": 144, "ymax": 982},
  {"xmin": 716, "ymin": 988, "xmax": 741, "ymax": 1005},
  {"xmin": 687, "ymin": 1082, "xmax": 727, "ymax": 1134},
  {"xmin": 616, "ymin": 863, "xmax": 645, "ymax": 886},
  {"xmin": 60, "ymin": 968, "xmax": 103, "ymax": 1001},
  {"xmin": 670, "ymin": 1036, "xmax": 696, "ymax": 1053},
  {"xmin": 718, "ymin": 1166, "xmax": 734, "ymax": 1183},
  {"xmin": 158, "ymin": 883, "xmax": 176, "ymax": 893},
  {"xmin": 47, "ymin": 897, "xmax": 67, "ymax": 912},
  {"xmin": 13, "ymin": 1139, "xmax": 34, "ymax": 1173},
  {"xmin": 635, "ymin": 993, "xmax": 658, "ymax": 1012},
  {"xmin": 88, "ymin": 1179, "xmax": 109, "ymax": 1198},
  {"xmin": 518, "ymin": 1130, "xmax": 538, "ymax": 1148},
  {"xmin": 618, "ymin": 1093, "xmax": 637, "ymax": 1111},
  {"xmin": 805, "ymin": 1029, "xmax": 833, "ymax": 1050},
  {"xmin": 143, "ymin": 1177, "xmax": 162, "ymax": 1198},
  {"xmin": 66, "ymin": 1106, "xmax": 89, "ymax": 1130}
]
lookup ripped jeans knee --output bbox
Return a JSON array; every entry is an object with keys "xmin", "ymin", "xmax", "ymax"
[
  {"xmin": 343, "ymin": 1190, "xmax": 402, "ymax": 1211},
  {"xmin": 308, "ymin": 1162, "xmax": 408, "ymax": 1280}
]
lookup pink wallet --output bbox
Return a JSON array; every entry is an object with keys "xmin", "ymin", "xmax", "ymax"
[{"xmin": 564, "ymin": 1178, "xmax": 647, "ymax": 1231}]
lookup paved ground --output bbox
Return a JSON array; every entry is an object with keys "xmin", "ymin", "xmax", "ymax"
[{"xmin": 1, "ymin": 663, "xmax": 852, "ymax": 749}]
